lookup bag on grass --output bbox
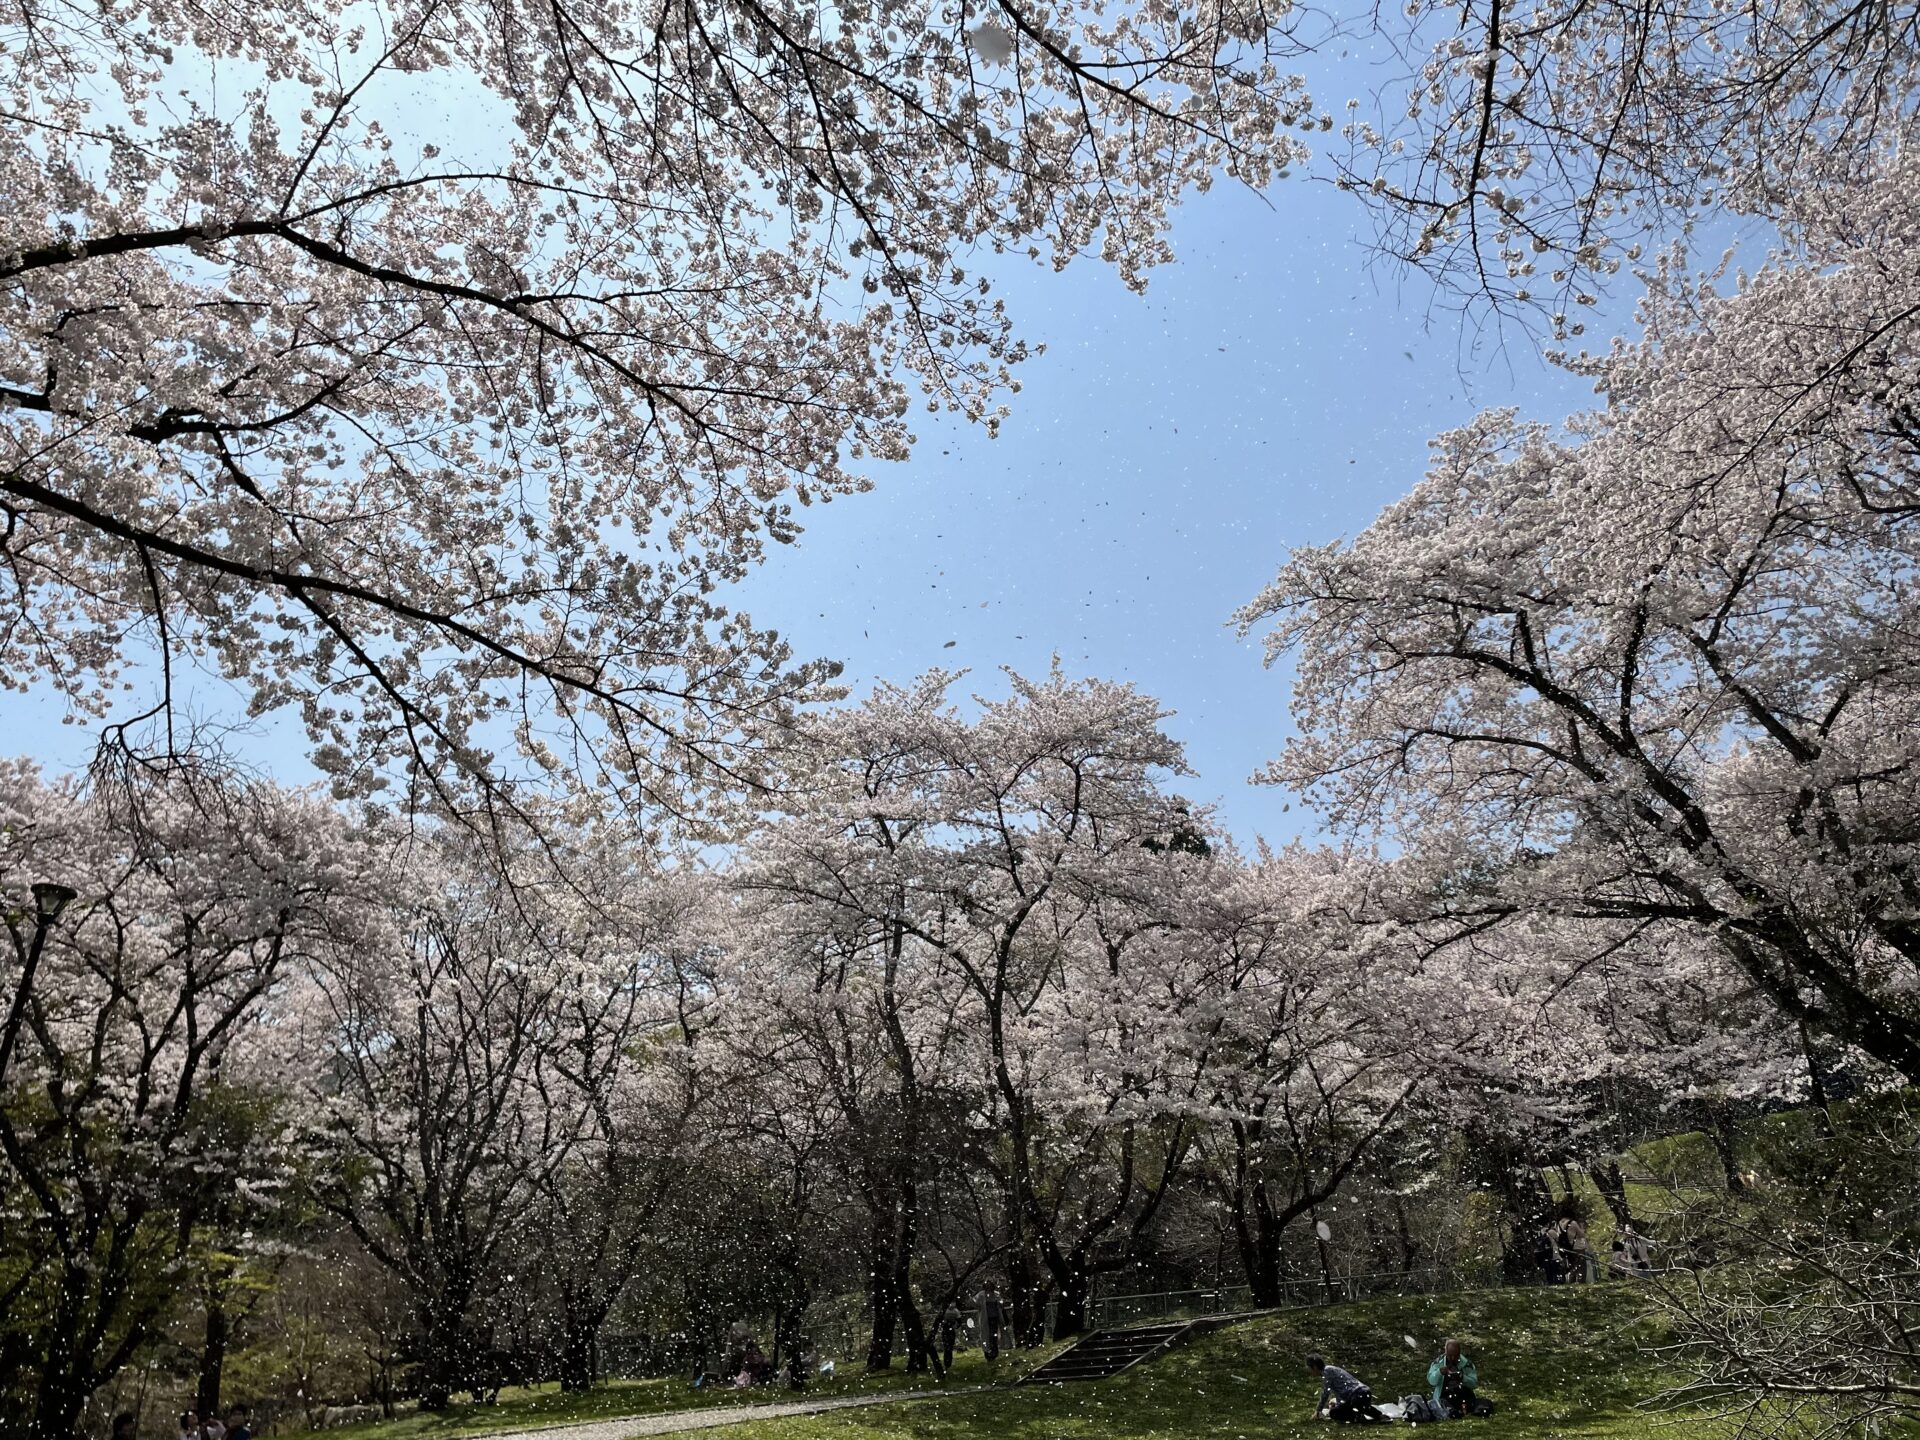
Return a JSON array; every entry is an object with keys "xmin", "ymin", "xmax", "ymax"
[{"xmin": 1399, "ymin": 1394, "xmax": 1440, "ymax": 1423}]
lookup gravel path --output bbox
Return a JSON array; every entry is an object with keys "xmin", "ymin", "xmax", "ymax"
[{"xmin": 462, "ymin": 1386, "xmax": 985, "ymax": 1440}]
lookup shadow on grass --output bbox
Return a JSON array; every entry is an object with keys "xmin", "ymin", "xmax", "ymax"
[{"xmin": 314, "ymin": 1342, "xmax": 1058, "ymax": 1440}]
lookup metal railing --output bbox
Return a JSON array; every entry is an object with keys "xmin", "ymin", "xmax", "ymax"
[
  {"xmin": 1057, "ymin": 1268, "xmax": 1457, "ymax": 1334},
  {"xmin": 607, "ymin": 1267, "xmax": 1472, "ymax": 1379}
]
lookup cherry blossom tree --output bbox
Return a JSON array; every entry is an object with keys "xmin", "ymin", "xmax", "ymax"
[
  {"xmin": 724, "ymin": 888, "xmax": 974, "ymax": 1373},
  {"xmin": 0, "ymin": 761, "xmax": 372, "ymax": 1440},
  {"xmin": 1337, "ymin": 0, "xmax": 1920, "ymax": 324},
  {"xmin": 1179, "ymin": 851, "xmax": 1422, "ymax": 1307},
  {"xmin": 0, "ymin": 0, "xmax": 1318, "ymax": 836},
  {"xmin": 309, "ymin": 831, "xmax": 681, "ymax": 1408},
  {"xmin": 521, "ymin": 896, "xmax": 709, "ymax": 1394},
  {"xmin": 1240, "ymin": 149, "xmax": 1920, "ymax": 1083},
  {"xmin": 744, "ymin": 667, "xmax": 1222, "ymax": 1341}
]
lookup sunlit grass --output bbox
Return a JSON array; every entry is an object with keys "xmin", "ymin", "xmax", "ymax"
[{"xmin": 723, "ymin": 1286, "xmax": 1690, "ymax": 1440}]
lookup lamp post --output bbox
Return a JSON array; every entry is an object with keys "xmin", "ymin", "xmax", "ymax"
[{"xmin": 2, "ymin": 881, "xmax": 79, "ymax": 1084}]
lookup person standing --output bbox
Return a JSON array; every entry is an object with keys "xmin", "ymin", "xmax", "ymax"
[
  {"xmin": 176, "ymin": 1413, "xmax": 199, "ymax": 1440},
  {"xmin": 1559, "ymin": 1215, "xmax": 1596, "ymax": 1284},
  {"xmin": 938, "ymin": 1300, "xmax": 962, "ymax": 1372},
  {"xmin": 222, "ymin": 1407, "xmax": 252, "ymax": 1440},
  {"xmin": 112, "ymin": 1413, "xmax": 139, "ymax": 1440},
  {"xmin": 975, "ymin": 1284, "xmax": 1006, "ymax": 1363}
]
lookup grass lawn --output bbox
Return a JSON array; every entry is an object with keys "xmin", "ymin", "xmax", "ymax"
[
  {"xmin": 721, "ymin": 1286, "xmax": 1681, "ymax": 1440},
  {"xmin": 316, "ymin": 1340, "xmax": 1063, "ymax": 1440}
]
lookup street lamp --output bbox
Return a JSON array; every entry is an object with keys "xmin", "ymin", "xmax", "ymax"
[{"xmin": 31, "ymin": 882, "xmax": 76, "ymax": 925}]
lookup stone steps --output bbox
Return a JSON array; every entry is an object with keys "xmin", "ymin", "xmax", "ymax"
[{"xmin": 1018, "ymin": 1320, "xmax": 1210, "ymax": 1384}]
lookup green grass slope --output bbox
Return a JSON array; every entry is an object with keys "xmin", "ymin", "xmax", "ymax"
[{"xmin": 725, "ymin": 1286, "xmax": 1676, "ymax": 1440}]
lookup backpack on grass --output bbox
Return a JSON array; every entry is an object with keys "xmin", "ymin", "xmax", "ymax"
[{"xmin": 1399, "ymin": 1394, "xmax": 1441, "ymax": 1423}]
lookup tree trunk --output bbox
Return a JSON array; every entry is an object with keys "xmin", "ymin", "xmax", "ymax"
[
  {"xmin": 892, "ymin": 1264, "xmax": 931, "ymax": 1373},
  {"xmin": 558, "ymin": 1309, "xmax": 598, "ymax": 1393},
  {"xmin": 890, "ymin": 1175, "xmax": 931, "ymax": 1372},
  {"xmin": 1800, "ymin": 1020, "xmax": 1836, "ymax": 1140},
  {"xmin": 1232, "ymin": 1199, "xmax": 1284, "ymax": 1309},
  {"xmin": 773, "ymin": 1292, "xmax": 811, "ymax": 1387},
  {"xmin": 1050, "ymin": 1263, "xmax": 1091, "ymax": 1341},
  {"xmin": 418, "ymin": 1300, "xmax": 468, "ymax": 1410},
  {"xmin": 31, "ymin": 1263, "xmax": 93, "ymax": 1440},
  {"xmin": 1585, "ymin": 1159, "xmax": 1636, "ymax": 1232},
  {"xmin": 196, "ymin": 1296, "xmax": 230, "ymax": 1420},
  {"xmin": 1007, "ymin": 1251, "xmax": 1048, "ymax": 1348},
  {"xmin": 1393, "ymin": 1195, "xmax": 1419, "ymax": 1276},
  {"xmin": 30, "ymin": 1364, "xmax": 89, "ymax": 1440},
  {"xmin": 863, "ymin": 1221, "xmax": 897, "ymax": 1375},
  {"xmin": 1704, "ymin": 1102, "xmax": 1746, "ymax": 1194}
]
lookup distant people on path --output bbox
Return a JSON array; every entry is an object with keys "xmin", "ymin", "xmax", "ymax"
[
  {"xmin": 1531, "ymin": 1224, "xmax": 1565, "ymax": 1285},
  {"xmin": 1607, "ymin": 1239, "xmax": 1637, "ymax": 1279},
  {"xmin": 1427, "ymin": 1338, "xmax": 1493, "ymax": 1419},
  {"xmin": 975, "ymin": 1283, "xmax": 1007, "ymax": 1362},
  {"xmin": 1621, "ymin": 1222, "xmax": 1654, "ymax": 1272},
  {"xmin": 938, "ymin": 1300, "xmax": 962, "ymax": 1371},
  {"xmin": 1306, "ymin": 1353, "xmax": 1391, "ymax": 1425},
  {"xmin": 725, "ymin": 1320, "xmax": 754, "ymax": 1379},
  {"xmin": 1556, "ymin": 1213, "xmax": 1596, "ymax": 1283}
]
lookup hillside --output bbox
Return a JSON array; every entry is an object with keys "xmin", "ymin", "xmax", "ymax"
[{"xmin": 722, "ymin": 1286, "xmax": 1674, "ymax": 1440}]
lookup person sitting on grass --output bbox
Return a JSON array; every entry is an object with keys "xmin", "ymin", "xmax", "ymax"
[
  {"xmin": 1427, "ymin": 1338, "xmax": 1492, "ymax": 1418},
  {"xmin": 1307, "ymin": 1353, "xmax": 1392, "ymax": 1424}
]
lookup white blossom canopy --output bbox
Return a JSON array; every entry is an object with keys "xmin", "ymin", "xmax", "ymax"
[{"xmin": 0, "ymin": 0, "xmax": 1316, "ymax": 835}]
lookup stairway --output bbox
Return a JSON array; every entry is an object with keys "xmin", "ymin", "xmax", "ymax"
[{"xmin": 1019, "ymin": 1320, "xmax": 1208, "ymax": 1384}]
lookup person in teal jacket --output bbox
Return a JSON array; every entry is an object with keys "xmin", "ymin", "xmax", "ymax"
[{"xmin": 1427, "ymin": 1338, "xmax": 1482, "ymax": 1418}]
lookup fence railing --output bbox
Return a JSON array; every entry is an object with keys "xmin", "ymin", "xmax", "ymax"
[
  {"xmin": 1056, "ymin": 1268, "xmax": 1456, "ymax": 1334},
  {"xmin": 609, "ymin": 1266, "xmax": 1472, "ymax": 1379}
]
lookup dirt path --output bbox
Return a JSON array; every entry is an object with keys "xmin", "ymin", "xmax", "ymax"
[{"xmin": 462, "ymin": 1386, "xmax": 986, "ymax": 1440}]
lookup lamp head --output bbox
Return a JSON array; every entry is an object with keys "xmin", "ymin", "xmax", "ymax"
[{"xmin": 31, "ymin": 882, "xmax": 76, "ymax": 924}]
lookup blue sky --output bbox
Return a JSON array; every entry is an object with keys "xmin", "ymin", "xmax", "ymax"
[
  {"xmin": 732, "ymin": 171, "xmax": 1610, "ymax": 846},
  {"xmin": 4, "ymin": 47, "xmax": 1633, "ymax": 848}
]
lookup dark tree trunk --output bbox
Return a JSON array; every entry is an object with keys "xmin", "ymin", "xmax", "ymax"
[
  {"xmin": 29, "ymin": 1356, "xmax": 88, "ymax": 1440},
  {"xmin": 1704, "ymin": 1103, "xmax": 1747, "ymax": 1194},
  {"xmin": 773, "ymin": 1291, "xmax": 811, "ymax": 1386},
  {"xmin": 196, "ymin": 1297, "xmax": 230, "ymax": 1419},
  {"xmin": 418, "ymin": 1295, "xmax": 472, "ymax": 1410},
  {"xmin": 558, "ymin": 1310, "xmax": 598, "ymax": 1393},
  {"xmin": 888, "ymin": 1174, "xmax": 931, "ymax": 1372},
  {"xmin": 1483, "ymin": 1147, "xmax": 1555, "ymax": 1284},
  {"xmin": 864, "ymin": 1218, "xmax": 897, "ymax": 1375},
  {"xmin": 31, "ymin": 1262, "xmax": 93, "ymax": 1440},
  {"xmin": 1228, "ymin": 1161, "xmax": 1285, "ymax": 1307},
  {"xmin": 1800, "ymin": 1020, "xmax": 1837, "ymax": 1139},
  {"xmin": 1007, "ymin": 1252, "xmax": 1048, "ymax": 1348},
  {"xmin": 1393, "ymin": 1195, "xmax": 1419, "ymax": 1275},
  {"xmin": 892, "ymin": 1267, "xmax": 931, "ymax": 1373},
  {"xmin": 1585, "ymin": 1159, "xmax": 1636, "ymax": 1231},
  {"xmin": 1050, "ymin": 1261, "xmax": 1091, "ymax": 1340}
]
